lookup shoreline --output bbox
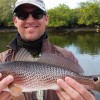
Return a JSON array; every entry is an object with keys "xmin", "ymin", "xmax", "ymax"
[{"xmin": 0, "ymin": 27, "xmax": 100, "ymax": 33}]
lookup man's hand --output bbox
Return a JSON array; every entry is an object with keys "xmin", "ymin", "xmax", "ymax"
[
  {"xmin": 0, "ymin": 73, "xmax": 13, "ymax": 100},
  {"xmin": 56, "ymin": 77, "xmax": 95, "ymax": 100},
  {"xmin": 0, "ymin": 92, "xmax": 11, "ymax": 100}
]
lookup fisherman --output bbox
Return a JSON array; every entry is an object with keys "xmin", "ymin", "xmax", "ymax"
[{"xmin": 0, "ymin": 0, "xmax": 95, "ymax": 100}]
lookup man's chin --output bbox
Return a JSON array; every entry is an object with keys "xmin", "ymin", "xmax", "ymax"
[{"xmin": 24, "ymin": 37, "xmax": 37, "ymax": 41}]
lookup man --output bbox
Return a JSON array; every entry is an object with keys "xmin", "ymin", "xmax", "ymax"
[{"xmin": 0, "ymin": 0, "xmax": 95, "ymax": 100}]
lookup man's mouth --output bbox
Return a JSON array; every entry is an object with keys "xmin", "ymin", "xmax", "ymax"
[{"xmin": 24, "ymin": 26, "xmax": 38, "ymax": 29}]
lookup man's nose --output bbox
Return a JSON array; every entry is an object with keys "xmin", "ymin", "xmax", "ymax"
[{"xmin": 26, "ymin": 14, "xmax": 35, "ymax": 22}]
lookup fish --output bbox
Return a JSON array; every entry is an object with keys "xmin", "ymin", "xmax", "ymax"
[{"xmin": 0, "ymin": 48, "xmax": 100, "ymax": 99}]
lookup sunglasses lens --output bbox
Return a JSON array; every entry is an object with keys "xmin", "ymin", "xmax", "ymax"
[
  {"xmin": 32, "ymin": 11, "xmax": 44, "ymax": 19},
  {"xmin": 15, "ymin": 12, "xmax": 28, "ymax": 20}
]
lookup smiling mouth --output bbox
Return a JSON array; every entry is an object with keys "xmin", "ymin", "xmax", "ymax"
[{"xmin": 24, "ymin": 26, "xmax": 38, "ymax": 29}]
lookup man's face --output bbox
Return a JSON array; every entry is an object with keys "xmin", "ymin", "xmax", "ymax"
[{"xmin": 13, "ymin": 4, "xmax": 48, "ymax": 41}]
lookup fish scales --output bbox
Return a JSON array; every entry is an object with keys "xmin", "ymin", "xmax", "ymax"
[{"xmin": 0, "ymin": 61, "xmax": 98, "ymax": 92}]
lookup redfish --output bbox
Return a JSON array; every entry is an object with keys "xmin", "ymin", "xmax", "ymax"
[{"xmin": 0, "ymin": 48, "xmax": 100, "ymax": 99}]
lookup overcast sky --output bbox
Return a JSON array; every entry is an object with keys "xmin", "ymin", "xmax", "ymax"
[{"xmin": 43, "ymin": 0, "xmax": 88, "ymax": 9}]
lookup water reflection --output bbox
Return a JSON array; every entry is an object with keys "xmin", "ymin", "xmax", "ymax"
[
  {"xmin": 65, "ymin": 45, "xmax": 100, "ymax": 75},
  {"xmin": 0, "ymin": 32, "xmax": 100, "ymax": 55},
  {"xmin": 0, "ymin": 33, "xmax": 16, "ymax": 52},
  {"xmin": 49, "ymin": 33, "xmax": 100, "ymax": 55}
]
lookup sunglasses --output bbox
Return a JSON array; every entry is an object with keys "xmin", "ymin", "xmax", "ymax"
[{"xmin": 14, "ymin": 10, "xmax": 46, "ymax": 20}]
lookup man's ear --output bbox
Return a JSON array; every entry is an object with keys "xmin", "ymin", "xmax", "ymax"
[
  {"xmin": 45, "ymin": 15, "xmax": 49, "ymax": 26},
  {"xmin": 13, "ymin": 16, "xmax": 17, "ymax": 27}
]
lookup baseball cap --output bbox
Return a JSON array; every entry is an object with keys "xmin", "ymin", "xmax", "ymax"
[{"xmin": 13, "ymin": 0, "xmax": 46, "ymax": 13}]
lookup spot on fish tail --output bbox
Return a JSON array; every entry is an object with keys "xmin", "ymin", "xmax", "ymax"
[{"xmin": 8, "ymin": 83, "xmax": 25, "ymax": 100}]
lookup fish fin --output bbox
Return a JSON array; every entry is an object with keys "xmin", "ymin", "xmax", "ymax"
[
  {"xmin": 38, "ymin": 53, "xmax": 83, "ymax": 74},
  {"xmin": 8, "ymin": 83, "xmax": 25, "ymax": 100},
  {"xmin": 14, "ymin": 48, "xmax": 35, "ymax": 62}
]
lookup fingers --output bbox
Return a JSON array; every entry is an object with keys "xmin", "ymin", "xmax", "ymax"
[
  {"xmin": 0, "ymin": 91, "xmax": 11, "ymax": 100},
  {"xmin": 56, "ymin": 90, "xmax": 64, "ymax": 100},
  {"xmin": 0, "ymin": 73, "xmax": 13, "ymax": 100},
  {"xmin": 65, "ymin": 77, "xmax": 95, "ymax": 100},
  {"xmin": 0, "ymin": 73, "xmax": 13, "ymax": 93},
  {"xmin": 57, "ymin": 77, "xmax": 95, "ymax": 100},
  {"xmin": 57, "ymin": 78, "xmax": 84, "ymax": 100},
  {"xmin": 0, "ymin": 73, "xmax": 2, "ymax": 78},
  {"xmin": 56, "ymin": 90, "xmax": 71, "ymax": 100}
]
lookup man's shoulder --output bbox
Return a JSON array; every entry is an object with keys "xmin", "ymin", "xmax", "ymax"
[
  {"xmin": 0, "ymin": 49, "xmax": 15, "ymax": 62},
  {"xmin": 54, "ymin": 45, "xmax": 69, "ymax": 53},
  {"xmin": 53, "ymin": 45, "xmax": 78, "ymax": 63},
  {"xmin": 0, "ymin": 49, "xmax": 13, "ymax": 55}
]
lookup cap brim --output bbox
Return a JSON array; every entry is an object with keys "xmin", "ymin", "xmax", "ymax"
[{"xmin": 13, "ymin": 3, "xmax": 46, "ymax": 13}]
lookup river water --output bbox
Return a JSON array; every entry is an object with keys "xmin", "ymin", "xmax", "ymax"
[{"xmin": 0, "ymin": 32, "xmax": 100, "ymax": 99}]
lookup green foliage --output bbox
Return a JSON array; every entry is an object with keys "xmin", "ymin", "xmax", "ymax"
[
  {"xmin": 0, "ymin": 0, "xmax": 100, "ymax": 27},
  {"xmin": 78, "ymin": 1, "xmax": 100, "ymax": 25},
  {"xmin": 48, "ymin": 4, "xmax": 70, "ymax": 27},
  {"xmin": 0, "ymin": 0, "xmax": 16, "ymax": 26},
  {"xmin": 67, "ymin": 9, "xmax": 78, "ymax": 27},
  {"xmin": 47, "ymin": 0, "xmax": 100, "ymax": 27}
]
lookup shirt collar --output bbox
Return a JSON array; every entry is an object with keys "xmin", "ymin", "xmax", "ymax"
[{"xmin": 7, "ymin": 38, "xmax": 19, "ymax": 51}]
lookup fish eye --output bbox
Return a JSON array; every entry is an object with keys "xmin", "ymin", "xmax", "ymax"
[{"xmin": 93, "ymin": 76, "xmax": 99, "ymax": 82}]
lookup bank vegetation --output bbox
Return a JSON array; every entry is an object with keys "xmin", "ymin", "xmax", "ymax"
[{"xmin": 0, "ymin": 0, "xmax": 100, "ymax": 29}]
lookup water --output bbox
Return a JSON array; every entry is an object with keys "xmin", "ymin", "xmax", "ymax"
[
  {"xmin": 0, "ymin": 32, "xmax": 100, "ymax": 99},
  {"xmin": 66, "ymin": 45, "xmax": 100, "ymax": 75}
]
